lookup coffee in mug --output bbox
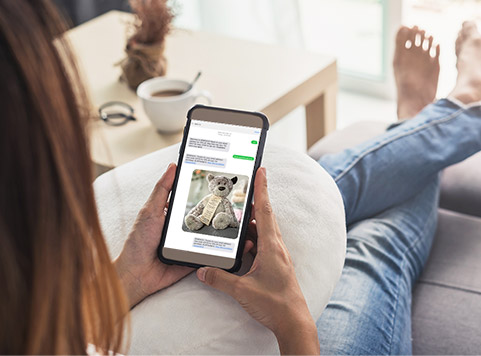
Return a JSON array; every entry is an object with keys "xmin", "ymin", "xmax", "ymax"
[
  {"xmin": 151, "ymin": 89, "xmax": 184, "ymax": 98},
  {"xmin": 137, "ymin": 77, "xmax": 211, "ymax": 133}
]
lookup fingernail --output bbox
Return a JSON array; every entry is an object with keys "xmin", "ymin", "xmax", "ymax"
[
  {"xmin": 197, "ymin": 268, "xmax": 207, "ymax": 282},
  {"xmin": 262, "ymin": 167, "xmax": 267, "ymax": 179}
]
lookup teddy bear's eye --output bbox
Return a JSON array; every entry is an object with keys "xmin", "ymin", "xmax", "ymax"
[{"xmin": 217, "ymin": 182, "xmax": 220, "ymax": 185}]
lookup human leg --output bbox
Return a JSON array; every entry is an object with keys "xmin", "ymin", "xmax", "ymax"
[
  {"xmin": 319, "ymin": 99, "xmax": 480, "ymax": 224},
  {"xmin": 315, "ymin": 22, "xmax": 481, "ymax": 355},
  {"xmin": 319, "ymin": 23, "xmax": 481, "ymax": 225},
  {"xmin": 317, "ymin": 177, "xmax": 440, "ymax": 355}
]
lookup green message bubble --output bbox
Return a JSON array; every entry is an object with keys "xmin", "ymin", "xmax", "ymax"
[
  {"xmin": 233, "ymin": 154, "xmax": 254, "ymax": 161},
  {"xmin": 251, "ymin": 140, "xmax": 258, "ymax": 144}
]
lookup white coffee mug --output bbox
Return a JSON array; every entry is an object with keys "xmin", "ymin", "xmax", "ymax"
[{"xmin": 137, "ymin": 77, "xmax": 211, "ymax": 133}]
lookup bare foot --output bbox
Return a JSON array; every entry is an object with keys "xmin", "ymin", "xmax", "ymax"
[
  {"xmin": 450, "ymin": 21, "xmax": 481, "ymax": 104},
  {"xmin": 393, "ymin": 26, "xmax": 440, "ymax": 120}
]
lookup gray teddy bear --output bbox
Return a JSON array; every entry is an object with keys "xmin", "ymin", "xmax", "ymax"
[{"xmin": 185, "ymin": 173, "xmax": 239, "ymax": 231}]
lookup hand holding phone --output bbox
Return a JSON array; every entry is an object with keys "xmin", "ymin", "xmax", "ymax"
[
  {"xmin": 196, "ymin": 168, "xmax": 320, "ymax": 355},
  {"xmin": 158, "ymin": 105, "xmax": 269, "ymax": 271},
  {"xmin": 115, "ymin": 163, "xmax": 193, "ymax": 308},
  {"xmin": 115, "ymin": 163, "xmax": 257, "ymax": 308}
]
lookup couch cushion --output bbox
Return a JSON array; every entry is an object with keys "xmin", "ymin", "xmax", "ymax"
[
  {"xmin": 412, "ymin": 209, "xmax": 481, "ymax": 354},
  {"xmin": 94, "ymin": 143, "xmax": 346, "ymax": 354},
  {"xmin": 308, "ymin": 121, "xmax": 481, "ymax": 218},
  {"xmin": 439, "ymin": 154, "xmax": 481, "ymax": 218},
  {"xmin": 417, "ymin": 209, "xmax": 481, "ymax": 295}
]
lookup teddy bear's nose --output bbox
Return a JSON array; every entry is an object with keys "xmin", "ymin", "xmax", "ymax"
[{"xmin": 218, "ymin": 186, "xmax": 226, "ymax": 191}]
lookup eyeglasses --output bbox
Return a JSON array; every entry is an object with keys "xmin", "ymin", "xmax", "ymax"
[{"xmin": 98, "ymin": 101, "xmax": 137, "ymax": 126}]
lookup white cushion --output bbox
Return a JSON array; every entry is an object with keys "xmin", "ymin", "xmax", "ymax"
[{"xmin": 94, "ymin": 143, "xmax": 346, "ymax": 355}]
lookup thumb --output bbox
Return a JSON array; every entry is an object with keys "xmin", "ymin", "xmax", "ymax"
[{"xmin": 197, "ymin": 267, "xmax": 240, "ymax": 297}]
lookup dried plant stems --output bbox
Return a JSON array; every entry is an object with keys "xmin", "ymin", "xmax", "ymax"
[{"xmin": 128, "ymin": 0, "xmax": 173, "ymax": 45}]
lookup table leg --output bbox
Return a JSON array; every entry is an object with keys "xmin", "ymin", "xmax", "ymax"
[{"xmin": 305, "ymin": 83, "xmax": 337, "ymax": 149}]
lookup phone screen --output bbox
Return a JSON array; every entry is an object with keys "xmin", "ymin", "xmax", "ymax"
[{"xmin": 161, "ymin": 108, "xmax": 265, "ymax": 270}]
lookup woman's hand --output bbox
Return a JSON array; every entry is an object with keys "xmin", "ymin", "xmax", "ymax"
[
  {"xmin": 115, "ymin": 163, "xmax": 193, "ymax": 308},
  {"xmin": 196, "ymin": 168, "xmax": 320, "ymax": 355}
]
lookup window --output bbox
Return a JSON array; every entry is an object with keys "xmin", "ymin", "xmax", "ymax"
[{"xmin": 172, "ymin": 0, "xmax": 400, "ymax": 98}]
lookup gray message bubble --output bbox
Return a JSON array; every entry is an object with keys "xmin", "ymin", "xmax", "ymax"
[
  {"xmin": 192, "ymin": 237, "xmax": 235, "ymax": 251},
  {"xmin": 188, "ymin": 138, "xmax": 230, "ymax": 152},
  {"xmin": 185, "ymin": 154, "xmax": 226, "ymax": 168}
]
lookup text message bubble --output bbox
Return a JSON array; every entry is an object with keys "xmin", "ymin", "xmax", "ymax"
[
  {"xmin": 193, "ymin": 237, "xmax": 235, "ymax": 252},
  {"xmin": 185, "ymin": 154, "xmax": 226, "ymax": 168},
  {"xmin": 188, "ymin": 138, "xmax": 230, "ymax": 152},
  {"xmin": 233, "ymin": 154, "xmax": 254, "ymax": 161}
]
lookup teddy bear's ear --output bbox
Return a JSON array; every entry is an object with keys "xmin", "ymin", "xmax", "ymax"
[
  {"xmin": 207, "ymin": 173, "xmax": 214, "ymax": 182},
  {"xmin": 231, "ymin": 176, "xmax": 238, "ymax": 185}
]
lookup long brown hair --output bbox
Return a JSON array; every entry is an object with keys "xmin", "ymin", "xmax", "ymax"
[{"xmin": 0, "ymin": 1, "xmax": 129, "ymax": 354}]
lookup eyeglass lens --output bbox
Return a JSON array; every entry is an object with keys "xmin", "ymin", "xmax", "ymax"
[{"xmin": 99, "ymin": 102, "xmax": 136, "ymax": 126}]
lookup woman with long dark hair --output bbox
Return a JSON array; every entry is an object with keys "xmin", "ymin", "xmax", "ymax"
[
  {"xmin": 0, "ymin": 1, "xmax": 316, "ymax": 353},
  {"xmin": 2, "ymin": 1, "xmax": 481, "ymax": 354},
  {"xmin": 0, "ymin": 1, "xmax": 129, "ymax": 352}
]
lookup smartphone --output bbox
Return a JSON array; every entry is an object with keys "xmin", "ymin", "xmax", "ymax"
[{"xmin": 158, "ymin": 105, "xmax": 269, "ymax": 272}]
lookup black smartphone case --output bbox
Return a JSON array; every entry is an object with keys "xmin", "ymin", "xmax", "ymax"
[{"xmin": 157, "ymin": 104, "xmax": 269, "ymax": 273}]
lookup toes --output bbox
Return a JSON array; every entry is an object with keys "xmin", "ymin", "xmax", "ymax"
[
  {"xmin": 419, "ymin": 30, "xmax": 426, "ymax": 43},
  {"xmin": 462, "ymin": 21, "xmax": 478, "ymax": 35},
  {"xmin": 394, "ymin": 25, "xmax": 438, "ymax": 63},
  {"xmin": 456, "ymin": 22, "xmax": 478, "ymax": 57},
  {"xmin": 408, "ymin": 26, "xmax": 418, "ymax": 43},
  {"xmin": 424, "ymin": 35, "xmax": 434, "ymax": 52},
  {"xmin": 414, "ymin": 34, "xmax": 421, "ymax": 48},
  {"xmin": 428, "ymin": 36, "xmax": 434, "ymax": 49},
  {"xmin": 428, "ymin": 43, "xmax": 440, "ymax": 60},
  {"xmin": 396, "ymin": 27, "xmax": 410, "ymax": 41},
  {"xmin": 406, "ymin": 26, "xmax": 419, "ymax": 49},
  {"xmin": 396, "ymin": 26, "xmax": 410, "ymax": 47},
  {"xmin": 404, "ymin": 26, "xmax": 429, "ymax": 51},
  {"xmin": 411, "ymin": 26, "xmax": 419, "ymax": 35},
  {"xmin": 396, "ymin": 26, "xmax": 413, "ymax": 51},
  {"xmin": 414, "ymin": 30, "xmax": 425, "ymax": 49}
]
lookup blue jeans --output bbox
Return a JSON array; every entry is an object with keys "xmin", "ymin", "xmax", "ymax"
[{"xmin": 316, "ymin": 99, "xmax": 481, "ymax": 354}]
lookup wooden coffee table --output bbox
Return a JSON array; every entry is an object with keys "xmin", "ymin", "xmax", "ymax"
[{"xmin": 66, "ymin": 11, "xmax": 337, "ymax": 170}]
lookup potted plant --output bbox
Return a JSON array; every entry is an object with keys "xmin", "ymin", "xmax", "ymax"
[{"xmin": 120, "ymin": 0, "xmax": 174, "ymax": 90}]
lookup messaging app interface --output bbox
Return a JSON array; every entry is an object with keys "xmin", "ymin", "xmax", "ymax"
[{"xmin": 164, "ymin": 119, "xmax": 261, "ymax": 259}]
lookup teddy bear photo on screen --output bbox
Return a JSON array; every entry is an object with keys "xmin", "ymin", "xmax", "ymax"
[{"xmin": 183, "ymin": 169, "xmax": 249, "ymax": 239}]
